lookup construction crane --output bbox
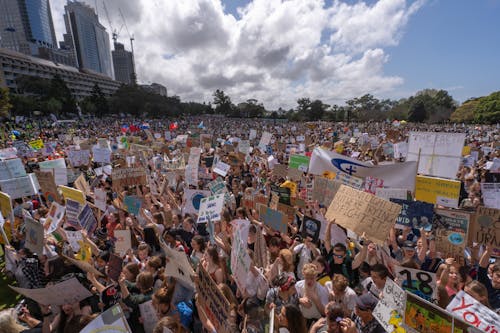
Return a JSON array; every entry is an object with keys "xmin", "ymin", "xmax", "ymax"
[
  {"xmin": 119, "ymin": 8, "xmax": 134, "ymax": 55},
  {"xmin": 102, "ymin": 1, "xmax": 123, "ymax": 44}
]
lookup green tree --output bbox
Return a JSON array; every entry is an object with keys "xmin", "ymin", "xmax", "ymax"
[
  {"xmin": 0, "ymin": 87, "xmax": 12, "ymax": 117},
  {"xmin": 48, "ymin": 75, "xmax": 77, "ymax": 114},
  {"xmin": 90, "ymin": 84, "xmax": 109, "ymax": 115},
  {"xmin": 309, "ymin": 99, "xmax": 328, "ymax": 121},
  {"xmin": 474, "ymin": 91, "xmax": 500, "ymax": 124},
  {"xmin": 450, "ymin": 99, "xmax": 479, "ymax": 123},
  {"xmin": 408, "ymin": 99, "xmax": 427, "ymax": 122},
  {"xmin": 212, "ymin": 89, "xmax": 233, "ymax": 115},
  {"xmin": 237, "ymin": 99, "xmax": 266, "ymax": 118}
]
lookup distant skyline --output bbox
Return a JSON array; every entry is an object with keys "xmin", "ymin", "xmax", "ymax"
[{"xmin": 47, "ymin": 0, "xmax": 500, "ymax": 109}]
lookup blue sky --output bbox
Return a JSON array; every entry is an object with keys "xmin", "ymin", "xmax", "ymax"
[{"xmin": 51, "ymin": 0, "xmax": 500, "ymax": 108}]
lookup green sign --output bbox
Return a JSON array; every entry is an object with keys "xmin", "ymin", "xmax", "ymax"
[{"xmin": 288, "ymin": 154, "xmax": 310, "ymax": 172}]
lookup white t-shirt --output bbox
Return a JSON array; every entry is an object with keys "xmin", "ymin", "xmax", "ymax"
[
  {"xmin": 295, "ymin": 280, "xmax": 329, "ymax": 319},
  {"xmin": 325, "ymin": 282, "xmax": 357, "ymax": 313}
]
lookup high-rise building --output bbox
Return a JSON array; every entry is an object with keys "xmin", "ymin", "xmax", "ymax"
[
  {"xmin": 112, "ymin": 42, "xmax": 135, "ymax": 84},
  {"xmin": 63, "ymin": 1, "xmax": 113, "ymax": 78},
  {"xmin": 0, "ymin": 0, "xmax": 57, "ymax": 55}
]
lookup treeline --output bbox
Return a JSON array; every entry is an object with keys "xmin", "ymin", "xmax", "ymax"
[{"xmin": 1, "ymin": 75, "xmax": 499, "ymax": 123}]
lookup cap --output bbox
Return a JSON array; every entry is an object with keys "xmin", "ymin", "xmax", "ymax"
[
  {"xmin": 356, "ymin": 293, "xmax": 378, "ymax": 311},
  {"xmin": 402, "ymin": 240, "xmax": 416, "ymax": 251},
  {"xmin": 96, "ymin": 228, "xmax": 108, "ymax": 241}
]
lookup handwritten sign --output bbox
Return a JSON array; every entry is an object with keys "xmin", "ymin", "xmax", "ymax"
[
  {"xmin": 197, "ymin": 193, "xmax": 225, "ymax": 224},
  {"xmin": 415, "ymin": 175, "xmax": 460, "ymax": 208},
  {"xmin": 433, "ymin": 209, "xmax": 470, "ymax": 264},
  {"xmin": 111, "ymin": 167, "xmax": 147, "ymax": 191},
  {"xmin": 80, "ymin": 304, "xmax": 131, "ymax": 333},
  {"xmin": 263, "ymin": 207, "xmax": 287, "ymax": 234},
  {"xmin": 469, "ymin": 206, "xmax": 500, "ymax": 254},
  {"xmin": 114, "ymin": 230, "xmax": 132, "ymax": 256},
  {"xmin": 446, "ymin": 290, "xmax": 499, "ymax": 332},
  {"xmin": 24, "ymin": 216, "xmax": 44, "ymax": 254},
  {"xmin": 325, "ymin": 185, "xmax": 401, "ymax": 245},
  {"xmin": 373, "ymin": 279, "xmax": 407, "ymax": 333},
  {"xmin": 394, "ymin": 266, "xmax": 437, "ymax": 302}
]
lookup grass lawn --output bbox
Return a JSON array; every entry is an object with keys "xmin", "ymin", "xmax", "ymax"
[{"xmin": 0, "ymin": 246, "xmax": 21, "ymax": 310}]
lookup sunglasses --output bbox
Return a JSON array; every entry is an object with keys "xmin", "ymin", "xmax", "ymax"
[{"xmin": 333, "ymin": 254, "xmax": 345, "ymax": 259}]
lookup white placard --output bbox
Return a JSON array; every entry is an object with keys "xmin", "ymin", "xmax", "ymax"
[
  {"xmin": 0, "ymin": 174, "xmax": 39, "ymax": 200},
  {"xmin": 139, "ymin": 300, "xmax": 159, "ymax": 333},
  {"xmin": 160, "ymin": 240, "xmax": 195, "ymax": 288},
  {"xmin": 114, "ymin": 229, "xmax": 132, "ymax": 256},
  {"xmin": 375, "ymin": 188, "xmax": 408, "ymax": 201},
  {"xmin": 197, "ymin": 193, "xmax": 225, "ymax": 223},
  {"xmin": 213, "ymin": 161, "xmax": 231, "ymax": 177},
  {"xmin": 94, "ymin": 188, "xmax": 107, "ymax": 211},
  {"xmin": 480, "ymin": 183, "xmax": 500, "ymax": 209},
  {"xmin": 0, "ymin": 158, "xmax": 26, "ymax": 180},
  {"xmin": 92, "ymin": 146, "xmax": 112, "ymax": 164}
]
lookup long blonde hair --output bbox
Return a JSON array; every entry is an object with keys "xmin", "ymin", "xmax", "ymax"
[{"xmin": 0, "ymin": 309, "xmax": 26, "ymax": 333}]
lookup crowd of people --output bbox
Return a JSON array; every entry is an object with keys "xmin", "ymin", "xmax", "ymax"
[{"xmin": 0, "ymin": 115, "xmax": 498, "ymax": 333}]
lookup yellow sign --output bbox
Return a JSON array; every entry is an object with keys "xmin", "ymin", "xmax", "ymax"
[
  {"xmin": 415, "ymin": 175, "xmax": 461, "ymax": 208},
  {"xmin": 59, "ymin": 185, "xmax": 86, "ymax": 205},
  {"xmin": 462, "ymin": 146, "xmax": 471, "ymax": 156},
  {"xmin": 29, "ymin": 139, "xmax": 44, "ymax": 150},
  {"xmin": 0, "ymin": 191, "xmax": 12, "ymax": 218}
]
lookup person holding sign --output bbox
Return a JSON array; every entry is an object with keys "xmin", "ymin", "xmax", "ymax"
[
  {"xmin": 352, "ymin": 294, "xmax": 384, "ymax": 333},
  {"xmin": 478, "ymin": 243, "xmax": 500, "ymax": 313}
]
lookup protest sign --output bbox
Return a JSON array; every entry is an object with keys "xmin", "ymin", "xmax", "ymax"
[
  {"xmin": 301, "ymin": 216, "xmax": 321, "ymax": 242},
  {"xmin": 107, "ymin": 253, "xmax": 123, "ymax": 282},
  {"xmin": 258, "ymin": 131, "xmax": 272, "ymax": 150},
  {"xmin": 114, "ymin": 230, "xmax": 132, "ymax": 256},
  {"xmin": 415, "ymin": 175, "xmax": 461, "ymax": 208},
  {"xmin": 263, "ymin": 207, "xmax": 287, "ymax": 234},
  {"xmin": 44, "ymin": 202, "xmax": 65, "ymax": 234},
  {"xmin": 481, "ymin": 183, "xmax": 500, "ymax": 209},
  {"xmin": 35, "ymin": 170, "xmax": 61, "ymax": 203},
  {"xmin": 68, "ymin": 149, "xmax": 90, "ymax": 167},
  {"xmin": 231, "ymin": 219, "xmax": 251, "ymax": 292},
  {"xmin": 373, "ymin": 279, "xmax": 407, "ymax": 333},
  {"xmin": 272, "ymin": 164, "xmax": 287, "ymax": 178},
  {"xmin": 160, "ymin": 240, "xmax": 195, "ymax": 288},
  {"xmin": 0, "ymin": 158, "xmax": 27, "ymax": 180},
  {"xmin": 390, "ymin": 199, "xmax": 434, "ymax": 230},
  {"xmin": 393, "ymin": 142, "xmax": 408, "ymax": 159},
  {"xmin": 312, "ymin": 177, "xmax": 341, "ymax": 207},
  {"xmin": 28, "ymin": 138, "xmax": 44, "ymax": 150},
  {"xmin": 59, "ymin": 185, "xmax": 86, "ymax": 205},
  {"xmin": 0, "ymin": 191, "xmax": 12, "ymax": 219},
  {"xmin": 65, "ymin": 199, "xmax": 81, "ymax": 229},
  {"xmin": 433, "ymin": 208, "xmax": 470, "ymax": 264},
  {"xmin": 111, "ymin": 167, "xmax": 147, "ymax": 191},
  {"xmin": 197, "ymin": 193, "xmax": 225, "ymax": 223},
  {"xmin": 309, "ymin": 147, "xmax": 418, "ymax": 190},
  {"xmin": 197, "ymin": 265, "xmax": 232, "ymax": 333},
  {"xmin": 469, "ymin": 206, "xmax": 500, "ymax": 254},
  {"xmin": 139, "ymin": 300, "xmax": 158, "ymax": 333},
  {"xmin": 446, "ymin": 290, "xmax": 500, "ymax": 332},
  {"xmin": 10, "ymin": 277, "xmax": 93, "ymax": 306},
  {"xmin": 335, "ymin": 172, "xmax": 364, "ymax": 189},
  {"xmin": 213, "ymin": 161, "xmax": 231, "ymax": 177},
  {"xmin": 80, "ymin": 304, "xmax": 131, "ymax": 333},
  {"xmin": 270, "ymin": 185, "xmax": 291, "ymax": 206},
  {"xmin": 277, "ymin": 203, "xmax": 296, "ymax": 224},
  {"xmin": 207, "ymin": 178, "xmax": 227, "ymax": 195},
  {"xmin": 325, "ymin": 185, "xmax": 401, "ymax": 245},
  {"xmin": 184, "ymin": 163, "xmax": 199, "ymax": 186},
  {"xmin": 0, "ymin": 174, "xmax": 39, "ymax": 199},
  {"xmin": 364, "ymin": 176, "xmax": 384, "ymax": 194},
  {"xmin": 94, "ymin": 188, "xmax": 107, "ymax": 211},
  {"xmin": 289, "ymin": 154, "xmax": 310, "ymax": 172},
  {"xmin": 24, "ymin": 216, "xmax": 44, "ymax": 254},
  {"xmin": 74, "ymin": 174, "xmax": 90, "ymax": 195},
  {"xmin": 249, "ymin": 129, "xmax": 257, "ymax": 140},
  {"xmin": 39, "ymin": 158, "xmax": 68, "ymax": 185},
  {"xmin": 0, "ymin": 147, "xmax": 18, "ymax": 160},
  {"xmin": 394, "ymin": 265, "xmax": 437, "ymax": 302},
  {"xmin": 78, "ymin": 204, "xmax": 97, "ymax": 234},
  {"xmin": 183, "ymin": 189, "xmax": 210, "ymax": 214},
  {"xmin": 124, "ymin": 195, "xmax": 142, "ymax": 215},
  {"xmin": 92, "ymin": 146, "xmax": 112, "ymax": 164},
  {"xmin": 375, "ymin": 188, "xmax": 409, "ymax": 201},
  {"xmin": 65, "ymin": 230, "xmax": 83, "ymax": 252},
  {"xmin": 405, "ymin": 292, "xmax": 454, "ymax": 333},
  {"xmin": 407, "ymin": 131, "xmax": 466, "ymax": 179}
]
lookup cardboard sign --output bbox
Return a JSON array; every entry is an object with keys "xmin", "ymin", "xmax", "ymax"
[
  {"xmin": 373, "ymin": 279, "xmax": 407, "ymax": 333},
  {"xmin": 0, "ymin": 158, "xmax": 27, "ymax": 180},
  {"xmin": 446, "ymin": 290, "xmax": 500, "ymax": 332},
  {"xmin": 68, "ymin": 150, "xmax": 90, "ymax": 167},
  {"xmin": 325, "ymin": 185, "xmax": 401, "ymax": 245},
  {"xmin": 197, "ymin": 193, "xmax": 225, "ymax": 224},
  {"xmin": 213, "ymin": 161, "xmax": 231, "ymax": 177},
  {"xmin": 0, "ymin": 174, "xmax": 39, "ymax": 199},
  {"xmin": 114, "ymin": 229, "xmax": 132, "ymax": 256},
  {"xmin": 160, "ymin": 240, "xmax": 195, "ymax": 288},
  {"xmin": 35, "ymin": 170, "xmax": 60, "ymax": 203},
  {"xmin": 0, "ymin": 191, "xmax": 12, "ymax": 218},
  {"xmin": 312, "ymin": 177, "xmax": 342, "ymax": 207},
  {"xmin": 197, "ymin": 265, "xmax": 232, "ymax": 333},
  {"xmin": 123, "ymin": 195, "xmax": 142, "ymax": 216},
  {"xmin": 390, "ymin": 199, "xmax": 434, "ymax": 230},
  {"xmin": 59, "ymin": 185, "xmax": 86, "ymax": 205},
  {"xmin": 407, "ymin": 131, "xmax": 466, "ymax": 179},
  {"xmin": 263, "ymin": 207, "xmax": 287, "ymax": 233},
  {"xmin": 111, "ymin": 167, "xmax": 147, "ymax": 191},
  {"xmin": 107, "ymin": 253, "xmax": 123, "ymax": 282},
  {"xmin": 394, "ymin": 266, "xmax": 437, "ymax": 302},
  {"xmin": 80, "ymin": 304, "xmax": 131, "ymax": 333},
  {"xmin": 10, "ymin": 277, "xmax": 93, "ymax": 306},
  {"xmin": 44, "ymin": 202, "xmax": 65, "ymax": 234},
  {"xmin": 183, "ymin": 189, "xmax": 211, "ymax": 214},
  {"xmin": 289, "ymin": 154, "xmax": 310, "ymax": 172},
  {"xmin": 74, "ymin": 174, "xmax": 90, "ymax": 195},
  {"xmin": 433, "ymin": 209, "xmax": 470, "ymax": 264},
  {"xmin": 469, "ymin": 206, "xmax": 500, "ymax": 254},
  {"xmin": 272, "ymin": 164, "xmax": 288, "ymax": 178},
  {"xmin": 39, "ymin": 158, "xmax": 67, "ymax": 185},
  {"xmin": 24, "ymin": 216, "xmax": 44, "ymax": 254},
  {"xmin": 415, "ymin": 175, "xmax": 461, "ymax": 208},
  {"xmin": 78, "ymin": 204, "xmax": 97, "ymax": 234}
]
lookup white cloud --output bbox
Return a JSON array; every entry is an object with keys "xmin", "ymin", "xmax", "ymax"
[{"xmin": 50, "ymin": 0, "xmax": 425, "ymax": 109}]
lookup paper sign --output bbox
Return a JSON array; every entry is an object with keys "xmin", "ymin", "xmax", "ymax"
[
  {"xmin": 197, "ymin": 193, "xmax": 225, "ymax": 224},
  {"xmin": 124, "ymin": 195, "xmax": 142, "ymax": 216},
  {"xmin": 78, "ymin": 204, "xmax": 97, "ymax": 234},
  {"xmin": 405, "ymin": 292, "xmax": 454, "ymax": 333},
  {"xmin": 0, "ymin": 158, "xmax": 27, "ymax": 180},
  {"xmin": 375, "ymin": 188, "xmax": 409, "ymax": 201},
  {"xmin": 301, "ymin": 216, "xmax": 321, "ymax": 242},
  {"xmin": 394, "ymin": 266, "xmax": 437, "ymax": 302},
  {"xmin": 92, "ymin": 146, "xmax": 112, "ymax": 164},
  {"xmin": 390, "ymin": 199, "xmax": 434, "ymax": 230},
  {"xmin": 312, "ymin": 177, "xmax": 342, "ymax": 207},
  {"xmin": 481, "ymin": 183, "xmax": 500, "ymax": 209},
  {"xmin": 213, "ymin": 161, "xmax": 231, "ymax": 177},
  {"xmin": 0, "ymin": 174, "xmax": 39, "ymax": 199},
  {"xmin": 289, "ymin": 154, "xmax": 310, "ymax": 172},
  {"xmin": 0, "ymin": 191, "xmax": 12, "ymax": 218},
  {"xmin": 263, "ymin": 207, "xmax": 287, "ymax": 234},
  {"xmin": 183, "ymin": 189, "xmax": 210, "ymax": 214},
  {"xmin": 231, "ymin": 219, "xmax": 251, "ymax": 292},
  {"xmin": 325, "ymin": 185, "xmax": 401, "ymax": 245},
  {"xmin": 114, "ymin": 230, "xmax": 132, "ymax": 256},
  {"xmin": 94, "ymin": 188, "xmax": 107, "ymax": 211},
  {"xmin": 44, "ymin": 202, "xmax": 65, "ymax": 234},
  {"xmin": 65, "ymin": 230, "xmax": 83, "ymax": 252},
  {"xmin": 80, "ymin": 304, "xmax": 131, "ymax": 333},
  {"xmin": 446, "ymin": 290, "xmax": 499, "ymax": 332},
  {"xmin": 160, "ymin": 240, "xmax": 195, "ymax": 288},
  {"xmin": 139, "ymin": 300, "xmax": 159, "ymax": 333},
  {"xmin": 68, "ymin": 150, "xmax": 90, "ymax": 167},
  {"xmin": 415, "ymin": 175, "xmax": 460, "ymax": 208},
  {"xmin": 59, "ymin": 185, "xmax": 86, "ymax": 205},
  {"xmin": 10, "ymin": 277, "xmax": 93, "ymax": 306},
  {"xmin": 24, "ymin": 216, "xmax": 44, "ymax": 254},
  {"xmin": 65, "ymin": 199, "xmax": 81, "ymax": 229},
  {"xmin": 373, "ymin": 279, "xmax": 407, "ymax": 333},
  {"xmin": 433, "ymin": 209, "xmax": 470, "ymax": 264}
]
